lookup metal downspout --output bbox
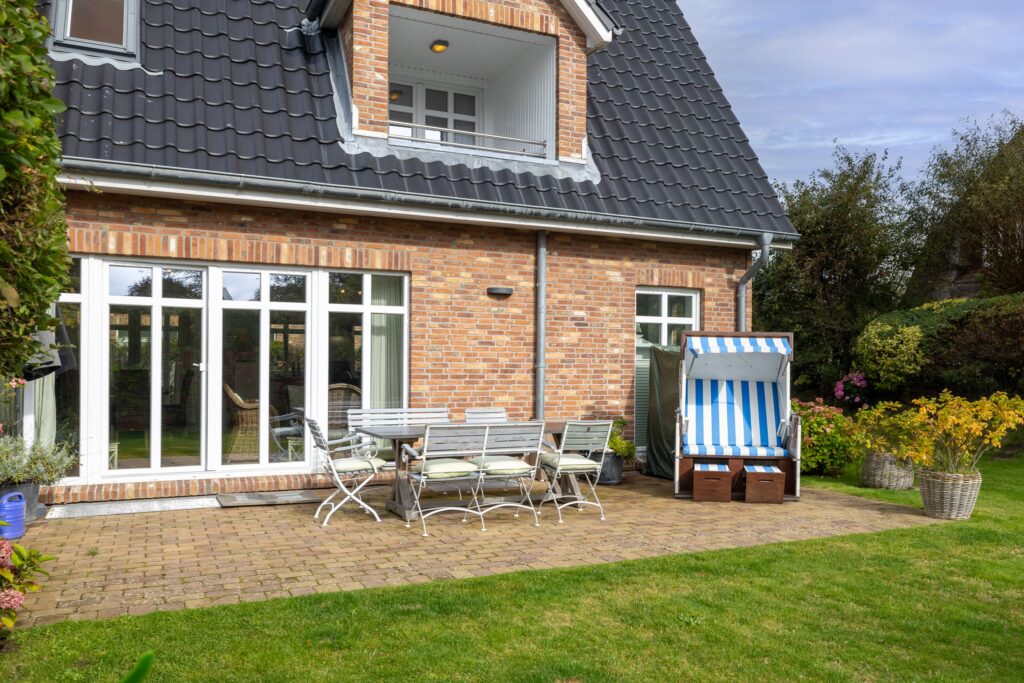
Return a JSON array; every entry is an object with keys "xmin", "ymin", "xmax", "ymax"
[
  {"xmin": 736, "ymin": 232, "xmax": 773, "ymax": 331},
  {"xmin": 535, "ymin": 231, "xmax": 547, "ymax": 420}
]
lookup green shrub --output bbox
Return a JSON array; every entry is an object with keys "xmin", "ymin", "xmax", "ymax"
[
  {"xmin": 852, "ymin": 293, "xmax": 1024, "ymax": 398},
  {"xmin": 792, "ymin": 399, "xmax": 867, "ymax": 475},
  {"xmin": 610, "ymin": 417, "xmax": 637, "ymax": 461},
  {"xmin": 0, "ymin": 0, "xmax": 69, "ymax": 378}
]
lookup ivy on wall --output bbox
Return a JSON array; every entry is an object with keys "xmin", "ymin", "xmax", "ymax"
[{"xmin": 0, "ymin": 0, "xmax": 69, "ymax": 378}]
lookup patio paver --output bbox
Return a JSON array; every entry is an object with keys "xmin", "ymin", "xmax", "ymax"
[{"xmin": 16, "ymin": 473, "xmax": 937, "ymax": 626}]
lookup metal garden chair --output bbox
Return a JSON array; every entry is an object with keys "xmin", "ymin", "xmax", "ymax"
[
  {"xmin": 466, "ymin": 421, "xmax": 544, "ymax": 527},
  {"xmin": 305, "ymin": 417, "xmax": 387, "ymax": 526},
  {"xmin": 465, "ymin": 407, "xmax": 508, "ymax": 424},
  {"xmin": 401, "ymin": 424, "xmax": 487, "ymax": 537},
  {"xmin": 536, "ymin": 420, "xmax": 613, "ymax": 523}
]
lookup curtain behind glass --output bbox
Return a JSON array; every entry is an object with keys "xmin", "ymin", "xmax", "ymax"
[{"xmin": 370, "ymin": 313, "xmax": 402, "ymax": 409}]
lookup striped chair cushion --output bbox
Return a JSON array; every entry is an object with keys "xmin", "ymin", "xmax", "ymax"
[
  {"xmin": 744, "ymin": 464, "xmax": 782, "ymax": 474},
  {"xmin": 694, "ymin": 463, "xmax": 729, "ymax": 472},
  {"xmin": 683, "ymin": 379, "xmax": 788, "ymax": 457}
]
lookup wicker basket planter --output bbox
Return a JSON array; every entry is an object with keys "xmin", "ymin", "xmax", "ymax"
[
  {"xmin": 919, "ymin": 469, "xmax": 982, "ymax": 520},
  {"xmin": 860, "ymin": 452, "xmax": 915, "ymax": 490}
]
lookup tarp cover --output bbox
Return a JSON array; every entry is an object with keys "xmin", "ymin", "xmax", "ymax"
[{"xmin": 644, "ymin": 346, "xmax": 680, "ymax": 480}]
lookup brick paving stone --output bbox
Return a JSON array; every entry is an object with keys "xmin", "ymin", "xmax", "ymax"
[{"xmin": 16, "ymin": 473, "xmax": 938, "ymax": 627}]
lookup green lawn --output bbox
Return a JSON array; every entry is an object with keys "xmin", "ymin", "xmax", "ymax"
[{"xmin": 3, "ymin": 458, "xmax": 1023, "ymax": 682}]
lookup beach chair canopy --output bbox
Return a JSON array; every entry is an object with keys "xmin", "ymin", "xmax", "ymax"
[{"xmin": 680, "ymin": 334, "xmax": 793, "ymax": 458}]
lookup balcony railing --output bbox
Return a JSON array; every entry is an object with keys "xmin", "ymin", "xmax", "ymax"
[{"xmin": 388, "ymin": 121, "xmax": 547, "ymax": 158}]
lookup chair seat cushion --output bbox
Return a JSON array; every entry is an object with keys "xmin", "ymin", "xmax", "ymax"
[
  {"xmin": 412, "ymin": 458, "xmax": 479, "ymax": 479},
  {"xmin": 468, "ymin": 456, "xmax": 533, "ymax": 476},
  {"xmin": 332, "ymin": 456, "xmax": 387, "ymax": 473},
  {"xmin": 684, "ymin": 445, "xmax": 788, "ymax": 457},
  {"xmin": 539, "ymin": 453, "xmax": 600, "ymax": 472}
]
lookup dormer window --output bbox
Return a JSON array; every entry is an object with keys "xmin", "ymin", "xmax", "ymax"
[
  {"xmin": 53, "ymin": 0, "xmax": 138, "ymax": 55},
  {"xmin": 387, "ymin": 6, "xmax": 556, "ymax": 160}
]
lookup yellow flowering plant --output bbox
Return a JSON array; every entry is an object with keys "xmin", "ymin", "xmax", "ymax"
[
  {"xmin": 856, "ymin": 401, "xmax": 933, "ymax": 466},
  {"xmin": 912, "ymin": 391, "xmax": 1024, "ymax": 474}
]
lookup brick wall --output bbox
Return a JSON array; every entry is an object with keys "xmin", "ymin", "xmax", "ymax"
[
  {"xmin": 346, "ymin": 0, "xmax": 589, "ymax": 160},
  {"xmin": 58, "ymin": 191, "xmax": 749, "ymax": 499}
]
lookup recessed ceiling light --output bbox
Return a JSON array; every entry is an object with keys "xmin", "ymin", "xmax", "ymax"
[{"xmin": 429, "ymin": 40, "xmax": 449, "ymax": 54}]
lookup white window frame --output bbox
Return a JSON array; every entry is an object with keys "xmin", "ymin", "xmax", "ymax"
[
  {"xmin": 48, "ymin": 258, "xmax": 411, "ymax": 485},
  {"xmin": 387, "ymin": 78, "xmax": 483, "ymax": 146},
  {"xmin": 635, "ymin": 287, "xmax": 701, "ymax": 347},
  {"xmin": 52, "ymin": 0, "xmax": 139, "ymax": 56}
]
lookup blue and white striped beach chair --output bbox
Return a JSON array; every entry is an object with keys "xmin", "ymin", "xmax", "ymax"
[{"xmin": 675, "ymin": 334, "xmax": 801, "ymax": 499}]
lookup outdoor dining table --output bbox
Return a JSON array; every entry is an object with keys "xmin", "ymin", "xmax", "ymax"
[{"xmin": 357, "ymin": 421, "xmax": 575, "ymax": 521}]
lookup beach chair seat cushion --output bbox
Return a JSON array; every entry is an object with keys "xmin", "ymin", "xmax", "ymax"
[{"xmin": 684, "ymin": 445, "xmax": 788, "ymax": 457}]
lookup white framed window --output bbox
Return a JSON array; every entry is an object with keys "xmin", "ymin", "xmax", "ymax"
[
  {"xmin": 635, "ymin": 288, "xmax": 700, "ymax": 348},
  {"xmin": 52, "ymin": 0, "xmax": 139, "ymax": 55},
  {"xmin": 388, "ymin": 81, "xmax": 480, "ymax": 147},
  {"xmin": 635, "ymin": 288, "xmax": 700, "ymax": 453}
]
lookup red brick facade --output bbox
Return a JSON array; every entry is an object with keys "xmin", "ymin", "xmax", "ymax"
[
  {"xmin": 346, "ymin": 0, "xmax": 590, "ymax": 160},
  {"xmin": 49, "ymin": 190, "xmax": 751, "ymax": 502}
]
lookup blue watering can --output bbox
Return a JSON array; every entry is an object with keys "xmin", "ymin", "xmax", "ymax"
[{"xmin": 0, "ymin": 492, "xmax": 26, "ymax": 540}]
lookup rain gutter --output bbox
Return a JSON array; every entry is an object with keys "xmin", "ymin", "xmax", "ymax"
[
  {"xmin": 58, "ymin": 158, "xmax": 796, "ymax": 250},
  {"xmin": 736, "ymin": 232, "xmax": 773, "ymax": 331}
]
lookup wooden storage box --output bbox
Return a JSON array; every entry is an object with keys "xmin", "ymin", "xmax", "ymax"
[
  {"xmin": 693, "ymin": 463, "xmax": 732, "ymax": 502},
  {"xmin": 744, "ymin": 465, "xmax": 785, "ymax": 504}
]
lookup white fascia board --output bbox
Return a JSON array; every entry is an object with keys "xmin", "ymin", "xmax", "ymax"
[
  {"xmin": 560, "ymin": 0, "xmax": 614, "ymax": 51},
  {"xmin": 58, "ymin": 172, "xmax": 785, "ymax": 250}
]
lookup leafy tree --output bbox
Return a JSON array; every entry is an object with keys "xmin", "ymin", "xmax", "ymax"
[
  {"xmin": 905, "ymin": 113, "xmax": 1024, "ymax": 302},
  {"xmin": 0, "ymin": 0, "xmax": 69, "ymax": 378},
  {"xmin": 754, "ymin": 147, "xmax": 918, "ymax": 398}
]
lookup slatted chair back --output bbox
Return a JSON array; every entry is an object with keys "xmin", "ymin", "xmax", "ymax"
[
  {"xmin": 559, "ymin": 420, "xmax": 613, "ymax": 454},
  {"xmin": 421, "ymin": 424, "xmax": 488, "ymax": 458},
  {"xmin": 683, "ymin": 379, "xmax": 784, "ymax": 455},
  {"xmin": 304, "ymin": 418, "xmax": 339, "ymax": 473},
  {"xmin": 348, "ymin": 407, "xmax": 450, "ymax": 430},
  {"xmin": 465, "ymin": 407, "xmax": 508, "ymax": 424},
  {"xmin": 483, "ymin": 422, "xmax": 545, "ymax": 457}
]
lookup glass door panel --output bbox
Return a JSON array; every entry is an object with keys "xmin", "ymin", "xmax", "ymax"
[
  {"xmin": 161, "ymin": 307, "xmax": 203, "ymax": 467},
  {"xmin": 370, "ymin": 313, "xmax": 403, "ymax": 410},
  {"xmin": 269, "ymin": 310, "xmax": 305, "ymax": 462},
  {"xmin": 109, "ymin": 305, "xmax": 151, "ymax": 469},
  {"xmin": 328, "ymin": 312, "xmax": 363, "ymax": 434},
  {"xmin": 222, "ymin": 309, "xmax": 260, "ymax": 464}
]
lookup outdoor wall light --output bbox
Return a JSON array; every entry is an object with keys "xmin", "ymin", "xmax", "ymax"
[
  {"xmin": 487, "ymin": 286, "xmax": 514, "ymax": 298},
  {"xmin": 388, "ymin": 89, "xmax": 402, "ymax": 101},
  {"xmin": 429, "ymin": 40, "xmax": 449, "ymax": 54}
]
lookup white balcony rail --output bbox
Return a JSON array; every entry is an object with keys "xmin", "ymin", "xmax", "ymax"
[{"xmin": 388, "ymin": 120, "xmax": 547, "ymax": 158}]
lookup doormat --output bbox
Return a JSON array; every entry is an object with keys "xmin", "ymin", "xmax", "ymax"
[{"xmin": 216, "ymin": 490, "xmax": 329, "ymax": 507}]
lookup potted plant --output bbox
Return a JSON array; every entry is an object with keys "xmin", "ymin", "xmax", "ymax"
[
  {"xmin": 856, "ymin": 401, "xmax": 932, "ymax": 489},
  {"xmin": 0, "ymin": 437, "xmax": 75, "ymax": 522},
  {"xmin": 596, "ymin": 418, "xmax": 637, "ymax": 485},
  {"xmin": 913, "ymin": 391, "xmax": 1024, "ymax": 520},
  {"xmin": 0, "ymin": 520, "xmax": 54, "ymax": 635}
]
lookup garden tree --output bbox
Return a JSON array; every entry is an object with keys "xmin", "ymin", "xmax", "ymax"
[
  {"xmin": 904, "ymin": 113, "xmax": 1024, "ymax": 303},
  {"xmin": 0, "ymin": 0, "xmax": 69, "ymax": 378},
  {"xmin": 754, "ymin": 147, "xmax": 919, "ymax": 398}
]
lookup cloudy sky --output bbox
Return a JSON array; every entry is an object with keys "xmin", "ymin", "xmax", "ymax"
[{"xmin": 678, "ymin": 0, "xmax": 1024, "ymax": 186}]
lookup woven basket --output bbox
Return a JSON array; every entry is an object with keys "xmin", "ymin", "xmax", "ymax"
[
  {"xmin": 919, "ymin": 470, "xmax": 982, "ymax": 520},
  {"xmin": 860, "ymin": 452, "xmax": 915, "ymax": 489}
]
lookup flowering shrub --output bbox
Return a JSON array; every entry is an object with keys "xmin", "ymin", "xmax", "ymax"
[
  {"xmin": 834, "ymin": 371, "xmax": 868, "ymax": 405},
  {"xmin": 0, "ymin": 523, "xmax": 53, "ymax": 633},
  {"xmin": 792, "ymin": 399, "xmax": 867, "ymax": 475},
  {"xmin": 853, "ymin": 321, "xmax": 926, "ymax": 394},
  {"xmin": 856, "ymin": 401, "xmax": 932, "ymax": 465},
  {"xmin": 913, "ymin": 391, "xmax": 1024, "ymax": 474}
]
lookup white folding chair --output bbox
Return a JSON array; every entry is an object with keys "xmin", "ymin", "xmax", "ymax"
[
  {"xmin": 468, "ymin": 421, "xmax": 543, "ymax": 528},
  {"xmin": 537, "ymin": 420, "xmax": 613, "ymax": 523},
  {"xmin": 305, "ymin": 417, "xmax": 386, "ymax": 526},
  {"xmin": 401, "ymin": 424, "xmax": 486, "ymax": 537}
]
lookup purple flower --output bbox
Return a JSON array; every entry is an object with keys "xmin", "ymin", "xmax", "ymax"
[
  {"xmin": 0, "ymin": 589, "xmax": 24, "ymax": 611},
  {"xmin": 854, "ymin": 396, "xmax": 862, "ymax": 403},
  {"xmin": 0, "ymin": 539, "xmax": 11, "ymax": 562},
  {"xmin": 834, "ymin": 382, "xmax": 845, "ymax": 399}
]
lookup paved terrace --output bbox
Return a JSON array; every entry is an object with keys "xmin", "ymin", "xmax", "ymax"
[{"xmin": 18, "ymin": 474, "xmax": 937, "ymax": 627}]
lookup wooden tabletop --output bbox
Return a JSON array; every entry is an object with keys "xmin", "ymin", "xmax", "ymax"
[{"xmin": 358, "ymin": 420, "xmax": 568, "ymax": 442}]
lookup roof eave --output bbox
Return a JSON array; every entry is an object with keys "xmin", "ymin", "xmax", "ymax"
[{"xmin": 57, "ymin": 158, "xmax": 797, "ymax": 249}]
